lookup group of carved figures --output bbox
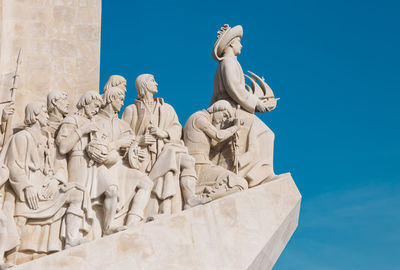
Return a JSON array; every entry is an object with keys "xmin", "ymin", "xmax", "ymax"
[{"xmin": 0, "ymin": 24, "xmax": 279, "ymax": 268}]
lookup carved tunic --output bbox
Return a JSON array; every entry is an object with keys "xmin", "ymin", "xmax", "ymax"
[
  {"xmin": 2, "ymin": 127, "xmax": 69, "ymax": 253},
  {"xmin": 211, "ymin": 56, "xmax": 259, "ymax": 113},
  {"xmin": 122, "ymin": 99, "xmax": 190, "ymax": 210},
  {"xmin": 183, "ymin": 110, "xmax": 215, "ymax": 164},
  {"xmin": 92, "ymin": 110, "xmax": 152, "ymax": 220},
  {"xmin": 184, "ymin": 110, "xmax": 248, "ymax": 192},
  {"xmin": 122, "ymin": 98, "xmax": 182, "ymax": 173},
  {"xmin": 57, "ymin": 114, "xmax": 92, "ymax": 187}
]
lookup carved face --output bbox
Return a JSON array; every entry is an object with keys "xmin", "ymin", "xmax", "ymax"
[
  {"xmin": 146, "ymin": 76, "xmax": 158, "ymax": 94},
  {"xmin": 37, "ymin": 106, "xmax": 49, "ymax": 127},
  {"xmin": 111, "ymin": 93, "xmax": 125, "ymax": 113},
  {"xmin": 84, "ymin": 99, "xmax": 102, "ymax": 119},
  {"xmin": 230, "ymin": 38, "xmax": 242, "ymax": 55},
  {"xmin": 212, "ymin": 110, "xmax": 230, "ymax": 127},
  {"xmin": 53, "ymin": 95, "xmax": 70, "ymax": 116}
]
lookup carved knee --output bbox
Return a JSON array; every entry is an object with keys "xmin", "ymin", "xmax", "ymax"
[
  {"xmin": 180, "ymin": 154, "xmax": 196, "ymax": 178},
  {"xmin": 69, "ymin": 189, "xmax": 84, "ymax": 205},
  {"xmin": 104, "ymin": 185, "xmax": 118, "ymax": 198}
]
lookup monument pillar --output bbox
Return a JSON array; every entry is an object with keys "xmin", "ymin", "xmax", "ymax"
[{"xmin": 0, "ymin": 0, "xmax": 101, "ymax": 126}]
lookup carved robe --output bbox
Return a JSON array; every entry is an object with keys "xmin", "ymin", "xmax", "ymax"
[
  {"xmin": 122, "ymin": 98, "xmax": 182, "ymax": 173},
  {"xmin": 56, "ymin": 114, "xmax": 95, "ymax": 235},
  {"xmin": 211, "ymin": 55, "xmax": 276, "ymax": 186},
  {"xmin": 211, "ymin": 55, "xmax": 259, "ymax": 114},
  {"xmin": 92, "ymin": 110, "xmax": 152, "ymax": 223},
  {"xmin": 1, "ymin": 127, "xmax": 70, "ymax": 255},
  {"xmin": 122, "ymin": 99, "xmax": 189, "ymax": 215}
]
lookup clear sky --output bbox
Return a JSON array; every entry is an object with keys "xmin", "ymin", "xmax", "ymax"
[{"xmin": 99, "ymin": 0, "xmax": 400, "ymax": 268}]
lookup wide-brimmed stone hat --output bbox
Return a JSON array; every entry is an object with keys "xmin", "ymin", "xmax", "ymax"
[{"xmin": 212, "ymin": 24, "xmax": 243, "ymax": 61}]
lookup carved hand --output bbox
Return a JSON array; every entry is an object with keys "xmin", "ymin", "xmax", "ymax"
[
  {"xmin": 256, "ymin": 100, "xmax": 267, "ymax": 113},
  {"xmin": 137, "ymin": 148, "xmax": 147, "ymax": 162},
  {"xmin": 149, "ymin": 126, "xmax": 168, "ymax": 139},
  {"xmin": 24, "ymin": 186, "xmax": 39, "ymax": 210},
  {"xmin": 2, "ymin": 102, "xmax": 15, "ymax": 122},
  {"xmin": 80, "ymin": 122, "xmax": 99, "ymax": 135},
  {"xmin": 42, "ymin": 179, "xmax": 59, "ymax": 199},
  {"xmin": 262, "ymin": 98, "xmax": 277, "ymax": 111},
  {"xmin": 139, "ymin": 134, "xmax": 156, "ymax": 146},
  {"xmin": 118, "ymin": 137, "xmax": 133, "ymax": 149},
  {"xmin": 91, "ymin": 151, "xmax": 108, "ymax": 164}
]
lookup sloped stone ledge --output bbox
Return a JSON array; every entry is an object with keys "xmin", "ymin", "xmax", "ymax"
[{"xmin": 14, "ymin": 173, "xmax": 301, "ymax": 270}]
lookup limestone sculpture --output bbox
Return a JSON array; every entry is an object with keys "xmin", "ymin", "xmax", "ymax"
[
  {"xmin": 211, "ymin": 24, "xmax": 279, "ymax": 187},
  {"xmin": 91, "ymin": 86, "xmax": 153, "ymax": 234},
  {"xmin": 0, "ymin": 103, "xmax": 15, "ymax": 149},
  {"xmin": 1, "ymin": 102, "xmax": 82, "ymax": 264},
  {"xmin": 183, "ymin": 100, "xmax": 248, "ymax": 199},
  {"xmin": 56, "ymin": 91, "xmax": 103, "ymax": 246},
  {"xmin": 122, "ymin": 74, "xmax": 209, "ymax": 218},
  {"xmin": 0, "ymin": 23, "xmax": 295, "ymax": 269}
]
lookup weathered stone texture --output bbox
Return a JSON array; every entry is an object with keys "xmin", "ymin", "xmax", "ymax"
[{"xmin": 0, "ymin": 0, "xmax": 101, "ymax": 127}]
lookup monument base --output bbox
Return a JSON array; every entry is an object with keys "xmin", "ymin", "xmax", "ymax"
[{"xmin": 13, "ymin": 173, "xmax": 300, "ymax": 270}]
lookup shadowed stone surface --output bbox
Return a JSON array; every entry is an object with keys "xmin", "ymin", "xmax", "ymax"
[{"xmin": 13, "ymin": 173, "xmax": 301, "ymax": 270}]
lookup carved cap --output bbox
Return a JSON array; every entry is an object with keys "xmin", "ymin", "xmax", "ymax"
[{"xmin": 212, "ymin": 24, "xmax": 243, "ymax": 61}]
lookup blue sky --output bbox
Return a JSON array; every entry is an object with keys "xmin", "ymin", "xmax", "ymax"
[{"xmin": 99, "ymin": 0, "xmax": 400, "ymax": 268}]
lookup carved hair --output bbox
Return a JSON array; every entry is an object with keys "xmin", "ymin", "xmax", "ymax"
[
  {"xmin": 24, "ymin": 102, "xmax": 46, "ymax": 126},
  {"xmin": 207, "ymin": 100, "xmax": 233, "ymax": 117},
  {"xmin": 103, "ymin": 75, "xmax": 127, "ymax": 93},
  {"xmin": 102, "ymin": 86, "xmax": 125, "ymax": 105},
  {"xmin": 47, "ymin": 90, "xmax": 67, "ymax": 113},
  {"xmin": 135, "ymin": 74, "xmax": 153, "ymax": 99},
  {"xmin": 76, "ymin": 91, "xmax": 102, "ymax": 109}
]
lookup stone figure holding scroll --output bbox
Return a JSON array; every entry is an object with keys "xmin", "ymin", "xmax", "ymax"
[
  {"xmin": 184, "ymin": 100, "xmax": 248, "ymax": 199},
  {"xmin": 122, "ymin": 74, "xmax": 209, "ymax": 217},
  {"xmin": 91, "ymin": 86, "xmax": 153, "ymax": 234},
  {"xmin": 210, "ymin": 24, "xmax": 278, "ymax": 187}
]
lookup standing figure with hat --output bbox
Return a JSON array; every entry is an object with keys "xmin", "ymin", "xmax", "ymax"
[{"xmin": 210, "ymin": 24, "xmax": 280, "ymax": 188}]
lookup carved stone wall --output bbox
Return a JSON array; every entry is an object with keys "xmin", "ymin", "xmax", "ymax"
[{"xmin": 0, "ymin": 0, "xmax": 101, "ymax": 126}]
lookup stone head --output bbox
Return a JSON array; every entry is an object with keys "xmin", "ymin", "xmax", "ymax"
[
  {"xmin": 135, "ymin": 74, "xmax": 158, "ymax": 99},
  {"xmin": 77, "ymin": 91, "xmax": 102, "ymax": 119},
  {"xmin": 47, "ymin": 90, "xmax": 69, "ymax": 117},
  {"xmin": 102, "ymin": 86, "xmax": 125, "ymax": 113},
  {"xmin": 207, "ymin": 100, "xmax": 233, "ymax": 127},
  {"xmin": 24, "ymin": 102, "xmax": 49, "ymax": 127},
  {"xmin": 212, "ymin": 24, "xmax": 243, "ymax": 61},
  {"xmin": 225, "ymin": 37, "xmax": 242, "ymax": 56},
  {"xmin": 103, "ymin": 75, "xmax": 127, "ymax": 93}
]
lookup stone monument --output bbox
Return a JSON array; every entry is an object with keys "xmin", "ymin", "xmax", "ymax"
[{"xmin": 0, "ymin": 2, "xmax": 301, "ymax": 267}]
